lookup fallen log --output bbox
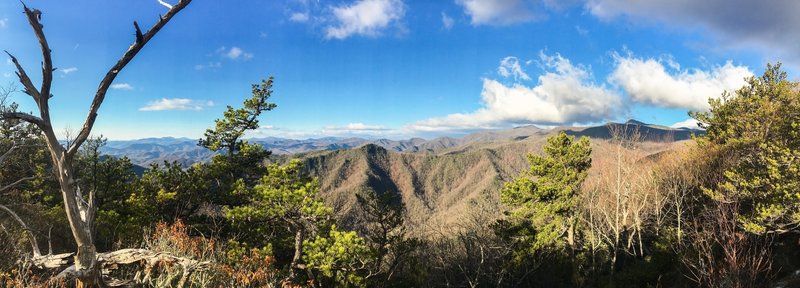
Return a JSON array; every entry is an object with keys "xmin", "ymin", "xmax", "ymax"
[{"xmin": 27, "ymin": 248, "xmax": 210, "ymax": 287}]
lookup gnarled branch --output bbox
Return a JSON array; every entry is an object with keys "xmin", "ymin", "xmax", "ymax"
[
  {"xmin": 0, "ymin": 204, "xmax": 42, "ymax": 257},
  {"xmin": 0, "ymin": 176, "xmax": 36, "ymax": 193},
  {"xmin": 67, "ymin": 0, "xmax": 192, "ymax": 157},
  {"xmin": 21, "ymin": 4, "xmax": 54, "ymax": 105},
  {"xmin": 0, "ymin": 111, "xmax": 44, "ymax": 127},
  {"xmin": 3, "ymin": 51, "xmax": 41, "ymax": 102}
]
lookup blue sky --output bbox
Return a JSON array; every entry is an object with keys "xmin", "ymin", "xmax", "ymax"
[{"xmin": 0, "ymin": 0, "xmax": 795, "ymax": 140}]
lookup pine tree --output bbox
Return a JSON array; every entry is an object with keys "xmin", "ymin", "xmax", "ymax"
[
  {"xmin": 691, "ymin": 63, "xmax": 800, "ymax": 234},
  {"xmin": 499, "ymin": 132, "xmax": 592, "ymax": 261}
]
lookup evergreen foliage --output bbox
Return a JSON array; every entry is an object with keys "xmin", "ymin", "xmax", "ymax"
[
  {"xmin": 499, "ymin": 132, "xmax": 592, "ymax": 261},
  {"xmin": 692, "ymin": 63, "xmax": 800, "ymax": 234}
]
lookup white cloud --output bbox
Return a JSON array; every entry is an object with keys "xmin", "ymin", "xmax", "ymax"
[
  {"xmin": 456, "ymin": 0, "xmax": 541, "ymax": 26},
  {"xmin": 325, "ymin": 0, "xmax": 406, "ymax": 39},
  {"xmin": 575, "ymin": 25, "xmax": 588, "ymax": 36},
  {"xmin": 195, "ymin": 62, "xmax": 222, "ymax": 70},
  {"xmin": 139, "ymin": 98, "xmax": 214, "ymax": 111},
  {"xmin": 670, "ymin": 118, "xmax": 703, "ymax": 130},
  {"xmin": 441, "ymin": 12, "xmax": 455, "ymax": 30},
  {"xmin": 219, "ymin": 46, "xmax": 253, "ymax": 60},
  {"xmin": 0, "ymin": 18, "xmax": 7, "ymax": 29},
  {"xmin": 247, "ymin": 123, "xmax": 400, "ymax": 139},
  {"xmin": 290, "ymin": 12, "xmax": 310, "ymax": 22},
  {"xmin": 2, "ymin": 72, "xmax": 11, "ymax": 78},
  {"xmin": 324, "ymin": 123, "xmax": 388, "ymax": 132},
  {"xmin": 111, "ymin": 83, "xmax": 133, "ymax": 90},
  {"xmin": 498, "ymin": 56, "xmax": 531, "ymax": 81},
  {"xmin": 408, "ymin": 52, "xmax": 622, "ymax": 132},
  {"xmin": 609, "ymin": 55, "xmax": 753, "ymax": 111},
  {"xmin": 60, "ymin": 67, "xmax": 78, "ymax": 76},
  {"xmin": 585, "ymin": 0, "xmax": 800, "ymax": 66}
]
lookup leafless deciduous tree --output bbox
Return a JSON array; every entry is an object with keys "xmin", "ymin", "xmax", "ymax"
[
  {"xmin": 681, "ymin": 200, "xmax": 774, "ymax": 288},
  {"xmin": 582, "ymin": 123, "xmax": 661, "ymax": 273},
  {"xmin": 1, "ymin": 1, "xmax": 192, "ymax": 286}
]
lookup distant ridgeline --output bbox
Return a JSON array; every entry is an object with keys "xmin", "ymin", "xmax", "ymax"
[{"xmin": 99, "ymin": 120, "xmax": 703, "ymax": 168}]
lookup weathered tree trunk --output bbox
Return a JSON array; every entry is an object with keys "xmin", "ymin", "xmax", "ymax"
[
  {"xmin": 1, "ymin": 2, "xmax": 193, "ymax": 286},
  {"xmin": 289, "ymin": 226, "xmax": 305, "ymax": 280}
]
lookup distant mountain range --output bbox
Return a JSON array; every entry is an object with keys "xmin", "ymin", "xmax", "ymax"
[
  {"xmin": 101, "ymin": 120, "xmax": 703, "ymax": 167},
  {"xmin": 287, "ymin": 120, "xmax": 702, "ymax": 233},
  {"xmin": 100, "ymin": 120, "xmax": 702, "ymax": 235}
]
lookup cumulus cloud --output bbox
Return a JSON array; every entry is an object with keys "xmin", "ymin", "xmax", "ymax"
[
  {"xmin": 609, "ymin": 55, "xmax": 752, "ymax": 111},
  {"xmin": 408, "ymin": 52, "xmax": 622, "ymax": 132},
  {"xmin": 111, "ymin": 83, "xmax": 133, "ymax": 90},
  {"xmin": 585, "ymin": 0, "xmax": 800, "ymax": 65},
  {"xmin": 139, "ymin": 98, "xmax": 214, "ymax": 111},
  {"xmin": 219, "ymin": 46, "xmax": 253, "ymax": 60},
  {"xmin": 441, "ymin": 12, "xmax": 455, "ymax": 30},
  {"xmin": 325, "ymin": 0, "xmax": 406, "ymax": 39},
  {"xmin": 670, "ymin": 118, "xmax": 703, "ymax": 130},
  {"xmin": 498, "ymin": 56, "xmax": 531, "ymax": 81},
  {"xmin": 456, "ymin": 0, "xmax": 543, "ymax": 26}
]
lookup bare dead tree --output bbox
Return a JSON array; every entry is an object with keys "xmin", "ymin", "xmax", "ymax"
[
  {"xmin": 1, "ymin": 1, "xmax": 192, "ymax": 286},
  {"xmin": 681, "ymin": 200, "xmax": 775, "ymax": 288},
  {"xmin": 582, "ymin": 122, "xmax": 663, "ymax": 274}
]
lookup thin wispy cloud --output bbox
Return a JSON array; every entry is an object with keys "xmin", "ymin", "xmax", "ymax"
[
  {"xmin": 575, "ymin": 25, "xmax": 588, "ymax": 36},
  {"xmin": 0, "ymin": 18, "xmax": 8, "ymax": 29},
  {"xmin": 139, "ymin": 98, "xmax": 214, "ymax": 111},
  {"xmin": 323, "ymin": 123, "xmax": 389, "ymax": 132},
  {"xmin": 289, "ymin": 12, "xmax": 310, "ymax": 22},
  {"xmin": 247, "ymin": 123, "xmax": 399, "ymax": 139},
  {"xmin": 609, "ymin": 54, "xmax": 752, "ymax": 111},
  {"xmin": 60, "ymin": 67, "xmax": 78, "ymax": 77},
  {"xmin": 111, "ymin": 83, "xmax": 134, "ymax": 90},
  {"xmin": 441, "ymin": 12, "xmax": 455, "ymax": 30},
  {"xmin": 325, "ymin": 0, "xmax": 406, "ymax": 40},
  {"xmin": 195, "ymin": 62, "xmax": 222, "ymax": 70}
]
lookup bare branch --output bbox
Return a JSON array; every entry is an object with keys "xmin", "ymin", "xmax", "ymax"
[
  {"xmin": 1, "ymin": 111, "xmax": 44, "ymax": 127},
  {"xmin": 4, "ymin": 51, "xmax": 41, "ymax": 102},
  {"xmin": 67, "ymin": 0, "xmax": 192, "ymax": 157},
  {"xmin": 0, "ymin": 176, "xmax": 36, "ymax": 193},
  {"xmin": 0, "ymin": 144, "xmax": 20, "ymax": 166},
  {"xmin": 133, "ymin": 21, "xmax": 143, "ymax": 43},
  {"xmin": 20, "ymin": 4, "xmax": 54, "ymax": 105},
  {"xmin": 0, "ymin": 204, "xmax": 42, "ymax": 256}
]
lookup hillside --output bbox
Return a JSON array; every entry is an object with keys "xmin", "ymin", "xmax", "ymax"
[{"xmin": 281, "ymin": 121, "xmax": 698, "ymax": 236}]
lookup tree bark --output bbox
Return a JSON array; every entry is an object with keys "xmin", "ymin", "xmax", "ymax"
[
  {"xmin": 2, "ymin": 2, "xmax": 193, "ymax": 286},
  {"xmin": 289, "ymin": 226, "xmax": 305, "ymax": 281}
]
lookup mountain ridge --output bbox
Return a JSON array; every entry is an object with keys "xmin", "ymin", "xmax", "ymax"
[{"xmin": 99, "ymin": 120, "xmax": 703, "ymax": 167}]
